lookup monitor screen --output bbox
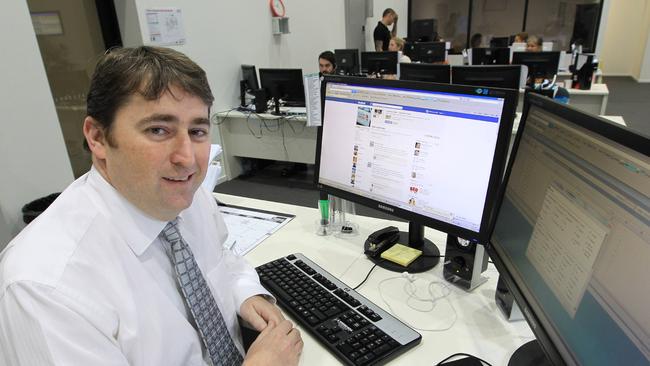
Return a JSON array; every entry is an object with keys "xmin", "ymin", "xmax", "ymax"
[
  {"xmin": 415, "ymin": 42, "xmax": 446, "ymax": 63},
  {"xmin": 241, "ymin": 64, "xmax": 259, "ymax": 91},
  {"xmin": 360, "ymin": 52, "xmax": 398, "ymax": 75},
  {"xmin": 490, "ymin": 37, "xmax": 510, "ymax": 48},
  {"xmin": 335, "ymin": 49, "xmax": 360, "ymax": 75},
  {"xmin": 316, "ymin": 76, "xmax": 517, "ymax": 244},
  {"xmin": 259, "ymin": 68, "xmax": 305, "ymax": 106},
  {"xmin": 512, "ymin": 51, "xmax": 561, "ymax": 82},
  {"xmin": 471, "ymin": 47, "xmax": 510, "ymax": 65},
  {"xmin": 399, "ymin": 63, "xmax": 450, "ymax": 83},
  {"xmin": 410, "ymin": 19, "xmax": 437, "ymax": 42},
  {"xmin": 489, "ymin": 93, "xmax": 650, "ymax": 365},
  {"xmin": 452, "ymin": 65, "xmax": 521, "ymax": 90}
]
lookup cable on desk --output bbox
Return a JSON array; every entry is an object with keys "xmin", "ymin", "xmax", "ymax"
[
  {"xmin": 245, "ymin": 112, "xmax": 264, "ymax": 139},
  {"xmin": 212, "ymin": 107, "xmax": 239, "ymax": 126},
  {"xmin": 352, "ymin": 262, "xmax": 380, "ymax": 290},
  {"xmin": 436, "ymin": 353, "xmax": 493, "ymax": 366}
]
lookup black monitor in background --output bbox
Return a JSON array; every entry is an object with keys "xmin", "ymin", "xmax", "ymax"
[
  {"xmin": 258, "ymin": 68, "xmax": 305, "ymax": 107},
  {"xmin": 360, "ymin": 51, "xmax": 398, "ymax": 75},
  {"xmin": 452, "ymin": 65, "xmax": 521, "ymax": 89},
  {"xmin": 471, "ymin": 47, "xmax": 510, "ymax": 65},
  {"xmin": 403, "ymin": 41, "xmax": 417, "ymax": 60},
  {"xmin": 241, "ymin": 65, "xmax": 259, "ymax": 91},
  {"xmin": 512, "ymin": 51, "xmax": 561, "ymax": 82},
  {"xmin": 414, "ymin": 42, "xmax": 446, "ymax": 63},
  {"xmin": 334, "ymin": 49, "xmax": 360, "ymax": 75},
  {"xmin": 489, "ymin": 92, "xmax": 650, "ymax": 365},
  {"xmin": 410, "ymin": 18, "xmax": 437, "ymax": 42},
  {"xmin": 399, "ymin": 63, "xmax": 450, "ymax": 83},
  {"xmin": 490, "ymin": 37, "xmax": 510, "ymax": 48},
  {"xmin": 316, "ymin": 75, "xmax": 517, "ymax": 273}
]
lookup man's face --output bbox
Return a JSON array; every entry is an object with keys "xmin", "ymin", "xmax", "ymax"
[
  {"xmin": 527, "ymin": 42, "xmax": 541, "ymax": 52},
  {"xmin": 93, "ymin": 86, "xmax": 211, "ymax": 221},
  {"xmin": 319, "ymin": 58, "xmax": 335, "ymax": 75}
]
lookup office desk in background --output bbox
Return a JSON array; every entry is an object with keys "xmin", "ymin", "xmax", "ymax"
[
  {"xmin": 215, "ymin": 111, "xmax": 318, "ymax": 180},
  {"xmin": 516, "ymin": 83, "xmax": 609, "ymax": 115},
  {"xmin": 216, "ymin": 193, "xmax": 535, "ymax": 365}
]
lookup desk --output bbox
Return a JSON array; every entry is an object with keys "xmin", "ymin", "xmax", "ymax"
[
  {"xmin": 517, "ymin": 83, "xmax": 609, "ymax": 115},
  {"xmin": 215, "ymin": 110, "xmax": 317, "ymax": 179},
  {"xmin": 513, "ymin": 112, "xmax": 625, "ymax": 135},
  {"xmin": 217, "ymin": 193, "xmax": 535, "ymax": 365}
]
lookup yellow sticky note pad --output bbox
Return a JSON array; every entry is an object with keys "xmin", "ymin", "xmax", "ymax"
[{"xmin": 380, "ymin": 243, "xmax": 422, "ymax": 267}]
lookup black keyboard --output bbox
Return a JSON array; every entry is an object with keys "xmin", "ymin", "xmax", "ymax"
[{"xmin": 255, "ymin": 253, "xmax": 421, "ymax": 365}]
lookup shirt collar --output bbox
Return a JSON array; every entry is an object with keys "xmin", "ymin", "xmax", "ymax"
[{"xmin": 86, "ymin": 166, "xmax": 171, "ymax": 256}]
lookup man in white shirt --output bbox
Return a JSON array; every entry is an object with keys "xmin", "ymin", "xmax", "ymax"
[{"xmin": 0, "ymin": 46, "xmax": 303, "ymax": 365}]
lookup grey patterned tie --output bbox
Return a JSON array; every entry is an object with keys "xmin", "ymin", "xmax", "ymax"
[{"xmin": 160, "ymin": 219, "xmax": 243, "ymax": 366}]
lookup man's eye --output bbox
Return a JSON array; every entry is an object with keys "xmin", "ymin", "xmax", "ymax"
[
  {"xmin": 148, "ymin": 127, "xmax": 167, "ymax": 136},
  {"xmin": 191, "ymin": 129, "xmax": 209, "ymax": 137}
]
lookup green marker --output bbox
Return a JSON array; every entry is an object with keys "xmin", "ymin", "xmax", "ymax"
[{"xmin": 319, "ymin": 199, "xmax": 330, "ymax": 226}]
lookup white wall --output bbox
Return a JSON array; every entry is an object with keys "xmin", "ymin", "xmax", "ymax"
[
  {"xmin": 118, "ymin": 0, "xmax": 346, "ymax": 110},
  {"xmin": 599, "ymin": 0, "xmax": 650, "ymax": 79},
  {"xmin": 365, "ymin": 0, "xmax": 408, "ymax": 51},
  {"xmin": 0, "ymin": 1, "xmax": 74, "ymax": 249}
]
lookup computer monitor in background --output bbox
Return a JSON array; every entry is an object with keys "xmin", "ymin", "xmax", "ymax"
[
  {"xmin": 489, "ymin": 92, "xmax": 650, "ymax": 365},
  {"xmin": 410, "ymin": 19, "xmax": 437, "ymax": 42},
  {"xmin": 360, "ymin": 51, "xmax": 398, "ymax": 75},
  {"xmin": 316, "ymin": 76, "xmax": 517, "ymax": 272},
  {"xmin": 403, "ymin": 41, "xmax": 417, "ymax": 60},
  {"xmin": 241, "ymin": 65, "xmax": 259, "ymax": 91},
  {"xmin": 334, "ymin": 49, "xmax": 360, "ymax": 75},
  {"xmin": 258, "ymin": 68, "xmax": 305, "ymax": 108},
  {"xmin": 452, "ymin": 65, "xmax": 521, "ymax": 90},
  {"xmin": 512, "ymin": 51, "xmax": 561, "ymax": 82},
  {"xmin": 471, "ymin": 47, "xmax": 510, "ymax": 65},
  {"xmin": 414, "ymin": 42, "xmax": 446, "ymax": 63},
  {"xmin": 399, "ymin": 63, "xmax": 450, "ymax": 83},
  {"xmin": 490, "ymin": 36, "xmax": 510, "ymax": 48}
]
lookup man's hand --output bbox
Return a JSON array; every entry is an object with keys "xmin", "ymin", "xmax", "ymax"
[
  {"xmin": 243, "ymin": 320, "xmax": 303, "ymax": 366},
  {"xmin": 240, "ymin": 295, "xmax": 285, "ymax": 331}
]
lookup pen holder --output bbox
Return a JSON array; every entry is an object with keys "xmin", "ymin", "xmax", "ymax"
[
  {"xmin": 328, "ymin": 195, "xmax": 358, "ymax": 236},
  {"xmin": 315, "ymin": 199, "xmax": 331, "ymax": 236}
]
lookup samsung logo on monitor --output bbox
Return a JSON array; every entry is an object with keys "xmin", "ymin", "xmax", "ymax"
[{"xmin": 377, "ymin": 204, "xmax": 394, "ymax": 212}]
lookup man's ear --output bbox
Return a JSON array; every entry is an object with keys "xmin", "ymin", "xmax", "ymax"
[{"xmin": 83, "ymin": 116, "xmax": 108, "ymax": 159}]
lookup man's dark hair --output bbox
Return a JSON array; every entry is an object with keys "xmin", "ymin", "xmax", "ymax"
[
  {"xmin": 382, "ymin": 8, "xmax": 395, "ymax": 18},
  {"xmin": 318, "ymin": 51, "xmax": 336, "ymax": 68},
  {"xmin": 85, "ymin": 46, "xmax": 214, "ymax": 148}
]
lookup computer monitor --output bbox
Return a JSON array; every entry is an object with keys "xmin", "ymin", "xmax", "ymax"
[
  {"xmin": 316, "ymin": 75, "xmax": 517, "ymax": 272},
  {"xmin": 258, "ymin": 68, "xmax": 305, "ymax": 107},
  {"xmin": 403, "ymin": 41, "xmax": 417, "ymax": 60},
  {"xmin": 471, "ymin": 47, "xmax": 510, "ymax": 65},
  {"xmin": 410, "ymin": 19, "xmax": 437, "ymax": 42},
  {"xmin": 414, "ymin": 42, "xmax": 446, "ymax": 63},
  {"xmin": 488, "ymin": 92, "xmax": 650, "ymax": 365},
  {"xmin": 452, "ymin": 65, "xmax": 521, "ymax": 89},
  {"xmin": 490, "ymin": 36, "xmax": 510, "ymax": 48},
  {"xmin": 334, "ymin": 49, "xmax": 360, "ymax": 75},
  {"xmin": 399, "ymin": 63, "xmax": 450, "ymax": 83},
  {"xmin": 512, "ymin": 51, "xmax": 561, "ymax": 82},
  {"xmin": 360, "ymin": 51, "xmax": 398, "ymax": 75},
  {"xmin": 241, "ymin": 65, "xmax": 259, "ymax": 91}
]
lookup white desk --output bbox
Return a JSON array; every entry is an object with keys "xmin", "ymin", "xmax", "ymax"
[
  {"xmin": 513, "ymin": 112, "xmax": 625, "ymax": 134},
  {"xmin": 217, "ymin": 193, "xmax": 535, "ymax": 365},
  {"xmin": 215, "ymin": 110, "xmax": 317, "ymax": 179},
  {"xmin": 517, "ymin": 83, "xmax": 609, "ymax": 115}
]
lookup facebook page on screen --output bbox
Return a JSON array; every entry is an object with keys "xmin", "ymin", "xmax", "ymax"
[{"xmin": 318, "ymin": 82, "xmax": 507, "ymax": 232}]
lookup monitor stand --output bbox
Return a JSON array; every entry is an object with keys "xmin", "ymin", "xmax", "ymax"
[
  {"xmin": 364, "ymin": 222, "xmax": 440, "ymax": 273},
  {"xmin": 508, "ymin": 340, "xmax": 553, "ymax": 366}
]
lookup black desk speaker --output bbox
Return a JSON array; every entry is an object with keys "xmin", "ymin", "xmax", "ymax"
[{"xmin": 443, "ymin": 235, "xmax": 488, "ymax": 291}]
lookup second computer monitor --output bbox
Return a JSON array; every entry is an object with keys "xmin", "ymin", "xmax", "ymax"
[
  {"xmin": 471, "ymin": 47, "xmax": 510, "ymax": 65},
  {"xmin": 399, "ymin": 63, "xmax": 450, "ymax": 83},
  {"xmin": 452, "ymin": 65, "xmax": 521, "ymax": 90},
  {"xmin": 415, "ymin": 42, "xmax": 446, "ymax": 63},
  {"xmin": 361, "ymin": 51, "xmax": 398, "ymax": 75},
  {"xmin": 512, "ymin": 51, "xmax": 561, "ymax": 82},
  {"xmin": 490, "ymin": 36, "xmax": 510, "ymax": 48},
  {"xmin": 334, "ymin": 49, "xmax": 360, "ymax": 75},
  {"xmin": 241, "ymin": 65, "xmax": 259, "ymax": 91},
  {"xmin": 258, "ymin": 68, "xmax": 305, "ymax": 107}
]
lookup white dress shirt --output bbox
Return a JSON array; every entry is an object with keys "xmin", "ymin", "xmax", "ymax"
[{"xmin": 0, "ymin": 166, "xmax": 270, "ymax": 365}]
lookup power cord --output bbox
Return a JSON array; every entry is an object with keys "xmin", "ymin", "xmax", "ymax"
[
  {"xmin": 352, "ymin": 262, "xmax": 380, "ymax": 290},
  {"xmin": 436, "ymin": 353, "xmax": 493, "ymax": 366}
]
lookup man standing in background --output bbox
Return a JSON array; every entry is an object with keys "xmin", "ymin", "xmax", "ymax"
[{"xmin": 374, "ymin": 8, "xmax": 398, "ymax": 51}]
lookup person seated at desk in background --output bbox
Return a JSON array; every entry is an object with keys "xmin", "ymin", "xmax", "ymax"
[
  {"xmin": 0, "ymin": 46, "xmax": 303, "ymax": 366},
  {"xmin": 373, "ymin": 8, "xmax": 398, "ymax": 51},
  {"xmin": 388, "ymin": 37, "xmax": 412, "ymax": 64},
  {"xmin": 514, "ymin": 32, "xmax": 528, "ymax": 43},
  {"xmin": 318, "ymin": 50, "xmax": 336, "ymax": 75},
  {"xmin": 526, "ymin": 35, "xmax": 543, "ymax": 52},
  {"xmin": 470, "ymin": 33, "xmax": 483, "ymax": 48}
]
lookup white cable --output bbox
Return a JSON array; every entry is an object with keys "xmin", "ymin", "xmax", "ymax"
[{"xmin": 378, "ymin": 275, "xmax": 457, "ymax": 332}]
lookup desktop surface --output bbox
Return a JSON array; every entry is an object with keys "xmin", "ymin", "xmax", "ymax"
[{"xmin": 216, "ymin": 193, "xmax": 535, "ymax": 365}]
